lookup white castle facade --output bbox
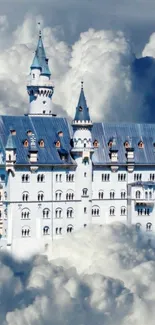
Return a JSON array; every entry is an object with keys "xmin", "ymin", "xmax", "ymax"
[{"xmin": 0, "ymin": 31, "xmax": 154, "ymax": 256}]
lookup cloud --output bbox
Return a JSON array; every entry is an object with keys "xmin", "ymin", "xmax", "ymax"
[
  {"xmin": 0, "ymin": 223, "xmax": 154, "ymax": 325},
  {"xmin": 0, "ymin": 14, "xmax": 155, "ymax": 122}
]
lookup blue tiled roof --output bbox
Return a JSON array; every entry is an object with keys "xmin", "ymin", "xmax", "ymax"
[
  {"xmin": 31, "ymin": 35, "xmax": 51, "ymax": 76},
  {"xmin": 1, "ymin": 117, "xmax": 155, "ymax": 165},
  {"xmin": 92, "ymin": 122, "xmax": 155, "ymax": 165},
  {"xmin": 74, "ymin": 86, "xmax": 91, "ymax": 122}
]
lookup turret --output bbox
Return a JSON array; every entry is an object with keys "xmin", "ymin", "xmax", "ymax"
[
  {"xmin": 71, "ymin": 83, "xmax": 94, "ymax": 228},
  {"xmin": 5, "ymin": 134, "xmax": 16, "ymax": 173},
  {"xmin": 27, "ymin": 30, "xmax": 54, "ymax": 115},
  {"xmin": 72, "ymin": 82, "xmax": 93, "ymax": 159}
]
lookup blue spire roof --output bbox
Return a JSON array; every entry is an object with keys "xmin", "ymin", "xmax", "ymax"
[
  {"xmin": 5, "ymin": 134, "xmax": 16, "ymax": 150},
  {"xmin": 74, "ymin": 82, "xmax": 91, "ymax": 122},
  {"xmin": 31, "ymin": 53, "xmax": 41, "ymax": 70},
  {"xmin": 30, "ymin": 32, "xmax": 51, "ymax": 76}
]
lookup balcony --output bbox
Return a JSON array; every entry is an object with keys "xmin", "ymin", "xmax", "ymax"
[{"xmin": 135, "ymin": 199, "xmax": 154, "ymax": 206}]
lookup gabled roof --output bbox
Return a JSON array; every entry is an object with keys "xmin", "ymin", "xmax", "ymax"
[
  {"xmin": 5, "ymin": 134, "xmax": 16, "ymax": 150},
  {"xmin": 30, "ymin": 33, "xmax": 51, "ymax": 76},
  {"xmin": 74, "ymin": 84, "xmax": 91, "ymax": 122}
]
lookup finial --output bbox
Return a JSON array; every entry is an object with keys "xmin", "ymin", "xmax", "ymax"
[
  {"xmin": 38, "ymin": 22, "xmax": 41, "ymax": 37},
  {"xmin": 81, "ymin": 81, "xmax": 84, "ymax": 90}
]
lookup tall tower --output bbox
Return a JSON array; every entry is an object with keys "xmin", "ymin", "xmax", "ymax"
[
  {"xmin": 27, "ymin": 30, "xmax": 54, "ymax": 115},
  {"xmin": 71, "ymin": 82, "xmax": 94, "ymax": 227}
]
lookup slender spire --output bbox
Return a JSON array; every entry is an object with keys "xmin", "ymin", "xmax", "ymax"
[
  {"xmin": 30, "ymin": 24, "xmax": 51, "ymax": 76},
  {"xmin": 74, "ymin": 82, "xmax": 91, "ymax": 122}
]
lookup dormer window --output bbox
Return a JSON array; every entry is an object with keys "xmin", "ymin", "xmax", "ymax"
[
  {"xmin": 138, "ymin": 141, "xmax": 144, "ymax": 149},
  {"xmin": 79, "ymin": 106, "xmax": 83, "ymax": 111},
  {"xmin": 23, "ymin": 139, "xmax": 29, "ymax": 148},
  {"xmin": 124, "ymin": 141, "xmax": 130, "ymax": 149},
  {"xmin": 39, "ymin": 140, "xmax": 44, "ymax": 148},
  {"xmin": 55, "ymin": 141, "xmax": 61, "ymax": 148},
  {"xmin": 58, "ymin": 131, "xmax": 63, "ymax": 137},
  {"xmin": 93, "ymin": 140, "xmax": 99, "ymax": 148},
  {"xmin": 27, "ymin": 130, "xmax": 32, "ymax": 136},
  {"xmin": 10, "ymin": 129, "xmax": 16, "ymax": 136},
  {"xmin": 108, "ymin": 140, "xmax": 113, "ymax": 148}
]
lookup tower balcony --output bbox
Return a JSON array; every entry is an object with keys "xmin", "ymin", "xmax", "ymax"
[
  {"xmin": 135, "ymin": 199, "xmax": 154, "ymax": 206},
  {"xmin": 27, "ymin": 79, "xmax": 54, "ymax": 88}
]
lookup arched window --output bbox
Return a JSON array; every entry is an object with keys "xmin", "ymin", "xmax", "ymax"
[
  {"xmin": 136, "ymin": 223, "xmax": 141, "ymax": 231},
  {"xmin": 55, "ymin": 190, "xmax": 62, "ymax": 201},
  {"xmin": 43, "ymin": 226, "xmax": 50, "ymax": 235},
  {"xmin": 145, "ymin": 191, "xmax": 148, "ymax": 199},
  {"xmin": 9, "ymin": 154, "xmax": 11, "ymax": 161},
  {"xmin": 55, "ymin": 141, "xmax": 61, "ymax": 148},
  {"xmin": 98, "ymin": 191, "xmax": 104, "ymax": 199},
  {"xmin": 124, "ymin": 141, "xmax": 130, "ymax": 148},
  {"xmin": 110, "ymin": 190, "xmax": 115, "ymax": 199},
  {"xmin": 21, "ymin": 208, "xmax": 30, "ymax": 219},
  {"xmin": 135, "ymin": 190, "xmax": 141, "ymax": 199},
  {"xmin": 67, "ymin": 208, "xmax": 74, "ymax": 218},
  {"xmin": 149, "ymin": 191, "xmax": 152, "ymax": 199},
  {"xmin": 38, "ymin": 191, "xmax": 44, "ymax": 201},
  {"xmin": 43, "ymin": 208, "xmax": 50, "ymax": 219},
  {"xmin": 82, "ymin": 188, "xmax": 88, "ymax": 196},
  {"xmin": 66, "ymin": 190, "xmax": 74, "ymax": 201},
  {"xmin": 121, "ymin": 206, "xmax": 126, "ymax": 216},
  {"xmin": 110, "ymin": 206, "xmax": 115, "ymax": 216},
  {"xmin": 67, "ymin": 225, "xmax": 73, "ymax": 233},
  {"xmin": 146, "ymin": 222, "xmax": 152, "ymax": 231},
  {"xmin": 37, "ymin": 174, "xmax": 45, "ymax": 183},
  {"xmin": 21, "ymin": 226, "xmax": 30, "ymax": 237},
  {"xmin": 121, "ymin": 191, "xmax": 126, "ymax": 199},
  {"xmin": 55, "ymin": 208, "xmax": 62, "ymax": 218},
  {"xmin": 55, "ymin": 227, "xmax": 62, "ymax": 235},
  {"xmin": 92, "ymin": 205, "xmax": 100, "ymax": 216},
  {"xmin": 22, "ymin": 192, "xmax": 29, "ymax": 201},
  {"xmin": 22, "ymin": 174, "xmax": 25, "ymax": 182}
]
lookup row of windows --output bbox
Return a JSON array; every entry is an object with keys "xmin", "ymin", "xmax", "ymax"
[
  {"xmin": 101, "ymin": 173, "xmax": 155, "ymax": 182},
  {"xmin": 20, "ymin": 173, "xmax": 155, "ymax": 184},
  {"xmin": 136, "ymin": 222, "xmax": 152, "ymax": 231},
  {"xmin": 21, "ymin": 225, "xmax": 74, "ymax": 237},
  {"xmin": 21, "ymin": 208, "xmax": 74, "ymax": 219},
  {"xmin": 91, "ymin": 206, "xmax": 127, "ymax": 216},
  {"xmin": 135, "ymin": 190, "xmax": 153, "ymax": 199},
  {"xmin": 137, "ymin": 208, "xmax": 150, "ymax": 216},
  {"xmin": 22, "ymin": 189, "xmax": 90, "ymax": 201}
]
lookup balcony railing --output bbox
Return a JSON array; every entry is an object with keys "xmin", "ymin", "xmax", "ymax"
[{"xmin": 135, "ymin": 199, "xmax": 154, "ymax": 206}]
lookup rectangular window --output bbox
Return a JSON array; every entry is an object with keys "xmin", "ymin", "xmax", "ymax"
[
  {"xmin": 84, "ymin": 207, "xmax": 87, "ymax": 213},
  {"xmin": 56, "ymin": 174, "xmax": 62, "ymax": 182},
  {"xmin": 102, "ymin": 173, "xmax": 110, "ymax": 182},
  {"xmin": 134, "ymin": 173, "xmax": 142, "ymax": 181},
  {"xmin": 118, "ymin": 174, "xmax": 126, "ymax": 182}
]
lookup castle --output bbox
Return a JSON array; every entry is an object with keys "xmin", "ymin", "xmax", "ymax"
[{"xmin": 0, "ymin": 30, "xmax": 154, "ymax": 256}]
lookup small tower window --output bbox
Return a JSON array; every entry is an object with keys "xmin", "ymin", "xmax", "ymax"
[
  {"xmin": 39, "ymin": 140, "xmax": 44, "ymax": 148},
  {"xmin": 33, "ymin": 74, "xmax": 35, "ymax": 79},
  {"xmin": 138, "ymin": 141, "xmax": 144, "ymax": 149},
  {"xmin": 23, "ymin": 140, "xmax": 29, "ymax": 148}
]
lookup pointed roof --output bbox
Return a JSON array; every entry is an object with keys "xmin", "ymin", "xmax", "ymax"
[
  {"xmin": 74, "ymin": 82, "xmax": 91, "ymax": 122},
  {"xmin": 30, "ymin": 31, "xmax": 51, "ymax": 76},
  {"xmin": 5, "ymin": 134, "xmax": 16, "ymax": 150},
  {"xmin": 31, "ymin": 53, "xmax": 41, "ymax": 70}
]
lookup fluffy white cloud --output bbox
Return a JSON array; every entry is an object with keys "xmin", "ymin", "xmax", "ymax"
[{"xmin": 0, "ymin": 223, "xmax": 154, "ymax": 325}]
